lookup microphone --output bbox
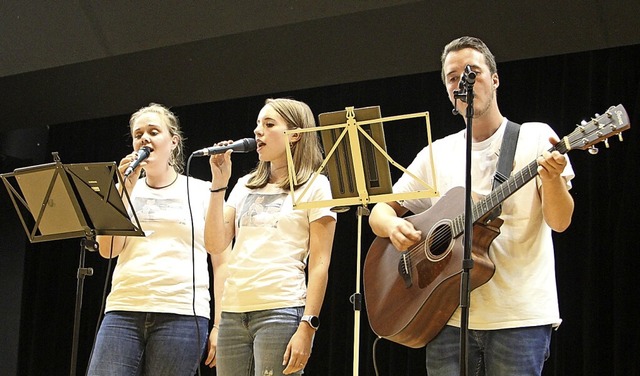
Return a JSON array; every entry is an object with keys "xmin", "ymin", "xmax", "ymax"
[
  {"xmin": 124, "ymin": 146, "xmax": 152, "ymax": 177},
  {"xmin": 192, "ymin": 138, "xmax": 257, "ymax": 157},
  {"xmin": 454, "ymin": 65, "xmax": 476, "ymax": 105},
  {"xmin": 462, "ymin": 64, "xmax": 476, "ymax": 85}
]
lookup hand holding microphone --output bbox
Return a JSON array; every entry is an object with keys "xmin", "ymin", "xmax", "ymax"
[
  {"xmin": 201, "ymin": 138, "xmax": 256, "ymax": 194},
  {"xmin": 123, "ymin": 146, "xmax": 153, "ymax": 177}
]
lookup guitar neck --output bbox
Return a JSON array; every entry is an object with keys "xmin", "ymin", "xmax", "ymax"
[
  {"xmin": 442, "ymin": 104, "xmax": 628, "ymax": 239},
  {"xmin": 451, "ymin": 143, "xmax": 564, "ymax": 237}
]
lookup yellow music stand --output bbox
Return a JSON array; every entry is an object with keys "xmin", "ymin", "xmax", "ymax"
[{"xmin": 284, "ymin": 106, "xmax": 438, "ymax": 375}]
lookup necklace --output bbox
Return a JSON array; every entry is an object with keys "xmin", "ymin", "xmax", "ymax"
[{"xmin": 145, "ymin": 172, "xmax": 179, "ymax": 189}]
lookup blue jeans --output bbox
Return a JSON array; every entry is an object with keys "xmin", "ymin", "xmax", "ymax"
[
  {"xmin": 426, "ymin": 325, "xmax": 552, "ymax": 376},
  {"xmin": 216, "ymin": 307, "xmax": 305, "ymax": 376},
  {"xmin": 87, "ymin": 311, "xmax": 208, "ymax": 376}
]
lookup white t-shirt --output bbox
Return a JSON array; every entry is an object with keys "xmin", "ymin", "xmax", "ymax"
[
  {"xmin": 222, "ymin": 174, "xmax": 336, "ymax": 312},
  {"xmin": 106, "ymin": 174, "xmax": 212, "ymax": 318},
  {"xmin": 394, "ymin": 118, "xmax": 575, "ymax": 330}
]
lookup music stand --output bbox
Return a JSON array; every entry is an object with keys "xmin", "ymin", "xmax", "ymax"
[
  {"xmin": 285, "ymin": 106, "xmax": 438, "ymax": 375},
  {"xmin": 0, "ymin": 152, "xmax": 144, "ymax": 376}
]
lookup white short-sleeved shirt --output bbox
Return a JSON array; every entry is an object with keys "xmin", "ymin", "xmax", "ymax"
[
  {"xmin": 106, "ymin": 175, "xmax": 212, "ymax": 318},
  {"xmin": 222, "ymin": 174, "xmax": 336, "ymax": 312},
  {"xmin": 394, "ymin": 118, "xmax": 574, "ymax": 329}
]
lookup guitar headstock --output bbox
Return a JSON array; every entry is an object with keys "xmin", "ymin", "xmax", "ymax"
[{"xmin": 560, "ymin": 104, "xmax": 630, "ymax": 153}]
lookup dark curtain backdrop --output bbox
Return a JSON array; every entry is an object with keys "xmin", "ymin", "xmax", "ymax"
[{"xmin": 6, "ymin": 44, "xmax": 640, "ymax": 375}]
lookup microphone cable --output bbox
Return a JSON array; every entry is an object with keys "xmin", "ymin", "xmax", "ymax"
[
  {"xmin": 185, "ymin": 154, "xmax": 204, "ymax": 376},
  {"xmin": 372, "ymin": 336, "xmax": 383, "ymax": 376}
]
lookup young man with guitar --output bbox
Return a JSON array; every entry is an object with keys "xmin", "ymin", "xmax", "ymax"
[{"xmin": 368, "ymin": 36, "xmax": 575, "ymax": 375}]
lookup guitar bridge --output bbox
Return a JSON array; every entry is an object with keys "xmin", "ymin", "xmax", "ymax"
[{"xmin": 398, "ymin": 251, "xmax": 413, "ymax": 288}]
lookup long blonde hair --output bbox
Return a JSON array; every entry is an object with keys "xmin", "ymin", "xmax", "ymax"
[
  {"xmin": 128, "ymin": 103, "xmax": 185, "ymax": 174},
  {"xmin": 246, "ymin": 98, "xmax": 323, "ymax": 190}
]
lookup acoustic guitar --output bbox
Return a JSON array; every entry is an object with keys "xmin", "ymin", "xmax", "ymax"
[{"xmin": 363, "ymin": 104, "xmax": 630, "ymax": 348}]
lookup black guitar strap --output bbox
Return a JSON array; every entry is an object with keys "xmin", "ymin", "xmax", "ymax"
[{"xmin": 487, "ymin": 120, "xmax": 521, "ymax": 220}]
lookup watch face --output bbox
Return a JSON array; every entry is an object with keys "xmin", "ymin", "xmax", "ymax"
[{"xmin": 303, "ymin": 315, "xmax": 319, "ymax": 329}]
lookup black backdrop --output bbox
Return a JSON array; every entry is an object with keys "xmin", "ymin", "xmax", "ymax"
[{"xmin": 4, "ymin": 43, "xmax": 640, "ymax": 375}]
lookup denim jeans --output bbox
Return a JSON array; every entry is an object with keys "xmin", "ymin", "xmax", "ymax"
[
  {"xmin": 216, "ymin": 307, "xmax": 305, "ymax": 376},
  {"xmin": 425, "ymin": 325, "xmax": 552, "ymax": 376},
  {"xmin": 87, "ymin": 311, "xmax": 208, "ymax": 376}
]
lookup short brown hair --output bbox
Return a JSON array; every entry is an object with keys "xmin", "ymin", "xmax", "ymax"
[{"xmin": 440, "ymin": 36, "xmax": 497, "ymax": 84}]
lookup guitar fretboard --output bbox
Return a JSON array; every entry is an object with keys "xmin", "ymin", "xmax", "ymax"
[{"xmin": 451, "ymin": 145, "xmax": 560, "ymax": 238}]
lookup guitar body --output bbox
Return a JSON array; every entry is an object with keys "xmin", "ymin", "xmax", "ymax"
[{"xmin": 363, "ymin": 187, "xmax": 501, "ymax": 348}]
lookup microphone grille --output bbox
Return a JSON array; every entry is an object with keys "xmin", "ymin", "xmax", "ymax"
[{"xmin": 244, "ymin": 138, "xmax": 257, "ymax": 151}]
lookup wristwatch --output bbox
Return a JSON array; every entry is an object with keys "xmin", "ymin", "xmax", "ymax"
[{"xmin": 301, "ymin": 315, "xmax": 320, "ymax": 330}]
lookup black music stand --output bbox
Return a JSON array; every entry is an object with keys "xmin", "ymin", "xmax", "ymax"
[
  {"xmin": 0, "ymin": 152, "xmax": 144, "ymax": 376},
  {"xmin": 285, "ymin": 106, "xmax": 437, "ymax": 375}
]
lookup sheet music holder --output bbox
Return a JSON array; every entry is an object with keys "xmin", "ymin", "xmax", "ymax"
[
  {"xmin": 284, "ymin": 106, "xmax": 438, "ymax": 375},
  {"xmin": 318, "ymin": 106, "xmax": 393, "ymax": 207},
  {"xmin": 0, "ymin": 153, "xmax": 144, "ymax": 376},
  {"xmin": 287, "ymin": 106, "xmax": 438, "ymax": 210},
  {"xmin": 1, "ymin": 157, "xmax": 143, "ymax": 242}
]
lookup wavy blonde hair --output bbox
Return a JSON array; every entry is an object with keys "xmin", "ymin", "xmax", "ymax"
[{"xmin": 246, "ymin": 98, "xmax": 323, "ymax": 190}]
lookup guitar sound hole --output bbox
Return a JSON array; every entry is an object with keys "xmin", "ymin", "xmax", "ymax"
[{"xmin": 426, "ymin": 222, "xmax": 453, "ymax": 260}]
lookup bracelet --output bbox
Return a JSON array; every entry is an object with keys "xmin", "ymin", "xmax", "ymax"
[
  {"xmin": 212, "ymin": 324, "xmax": 219, "ymax": 330},
  {"xmin": 209, "ymin": 186, "xmax": 227, "ymax": 193}
]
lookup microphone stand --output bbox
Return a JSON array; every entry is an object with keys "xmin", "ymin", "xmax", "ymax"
[
  {"xmin": 70, "ymin": 235, "xmax": 98, "ymax": 376},
  {"xmin": 453, "ymin": 65, "xmax": 475, "ymax": 376}
]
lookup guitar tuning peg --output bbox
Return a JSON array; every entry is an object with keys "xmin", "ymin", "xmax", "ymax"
[
  {"xmin": 604, "ymin": 138, "xmax": 610, "ymax": 148},
  {"xmin": 618, "ymin": 133, "xmax": 624, "ymax": 142},
  {"xmin": 588, "ymin": 145, "xmax": 599, "ymax": 155},
  {"xmin": 580, "ymin": 120, "xmax": 587, "ymax": 125}
]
